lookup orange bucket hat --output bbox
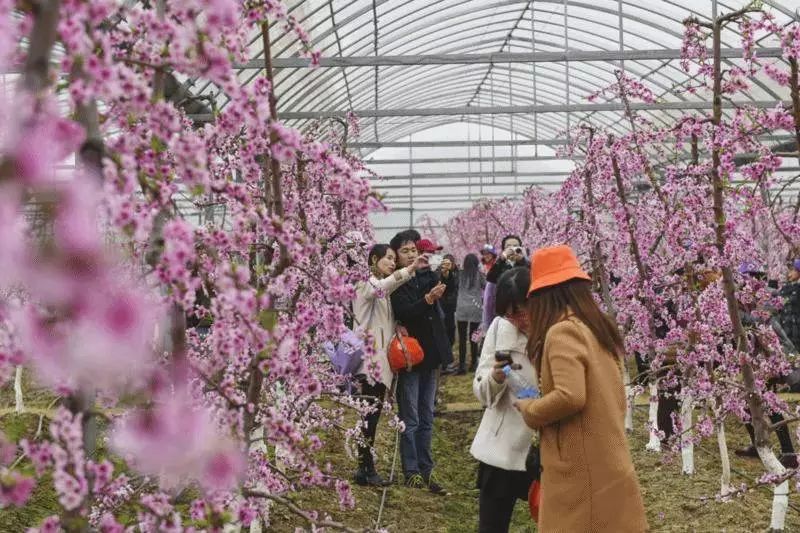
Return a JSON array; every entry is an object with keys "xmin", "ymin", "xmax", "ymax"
[{"xmin": 528, "ymin": 245, "xmax": 590, "ymax": 295}]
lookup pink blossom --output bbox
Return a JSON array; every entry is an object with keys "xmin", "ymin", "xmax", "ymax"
[
  {"xmin": 28, "ymin": 515, "xmax": 60, "ymax": 533},
  {"xmin": 0, "ymin": 470, "xmax": 35, "ymax": 507},
  {"xmin": 111, "ymin": 386, "xmax": 244, "ymax": 491}
]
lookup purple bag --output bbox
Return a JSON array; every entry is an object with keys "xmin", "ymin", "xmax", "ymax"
[{"xmin": 323, "ymin": 329, "xmax": 365, "ymax": 376}]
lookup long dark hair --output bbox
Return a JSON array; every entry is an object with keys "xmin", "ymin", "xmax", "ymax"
[
  {"xmin": 461, "ymin": 253, "xmax": 481, "ymax": 289},
  {"xmin": 496, "ymin": 266, "xmax": 529, "ymax": 316},
  {"xmin": 368, "ymin": 244, "xmax": 392, "ymax": 274},
  {"xmin": 526, "ymin": 279, "xmax": 624, "ymax": 369}
]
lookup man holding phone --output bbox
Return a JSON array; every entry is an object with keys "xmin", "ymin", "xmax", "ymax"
[{"xmin": 389, "ymin": 230, "xmax": 451, "ymax": 495}]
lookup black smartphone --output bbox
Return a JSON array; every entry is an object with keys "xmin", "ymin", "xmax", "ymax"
[{"xmin": 494, "ymin": 351, "xmax": 513, "ymax": 365}]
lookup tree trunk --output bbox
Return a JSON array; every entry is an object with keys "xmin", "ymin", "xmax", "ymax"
[
  {"xmin": 680, "ymin": 392, "xmax": 694, "ymax": 475},
  {"xmin": 611, "ymin": 151, "xmax": 661, "ymax": 444},
  {"xmin": 581, "ymin": 141, "xmax": 633, "ymax": 431},
  {"xmin": 646, "ymin": 383, "xmax": 661, "ymax": 452},
  {"xmin": 709, "ymin": 15, "xmax": 786, "ymax": 529},
  {"xmin": 717, "ymin": 422, "xmax": 732, "ymax": 497},
  {"xmin": 14, "ymin": 366, "xmax": 24, "ymax": 413}
]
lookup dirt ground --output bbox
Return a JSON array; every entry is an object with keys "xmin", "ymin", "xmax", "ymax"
[
  {"xmin": 3, "ymin": 373, "xmax": 800, "ymax": 532},
  {"xmin": 270, "ymin": 372, "xmax": 800, "ymax": 532}
]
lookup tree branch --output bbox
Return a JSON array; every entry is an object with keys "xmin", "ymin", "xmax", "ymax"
[{"xmin": 243, "ymin": 489, "xmax": 371, "ymax": 533}]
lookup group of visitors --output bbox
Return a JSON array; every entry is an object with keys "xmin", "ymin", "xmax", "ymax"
[
  {"xmin": 344, "ymin": 223, "xmax": 800, "ymax": 532},
  {"xmin": 352, "ymin": 229, "xmax": 451, "ymax": 492},
  {"xmin": 348, "ymin": 228, "xmax": 650, "ymax": 532}
]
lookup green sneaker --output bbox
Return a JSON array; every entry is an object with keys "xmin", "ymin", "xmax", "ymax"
[
  {"xmin": 424, "ymin": 472, "xmax": 449, "ymax": 496},
  {"xmin": 404, "ymin": 473, "xmax": 426, "ymax": 489}
]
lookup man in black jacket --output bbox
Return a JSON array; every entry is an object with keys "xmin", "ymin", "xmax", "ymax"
[{"xmin": 390, "ymin": 229, "xmax": 450, "ymax": 495}]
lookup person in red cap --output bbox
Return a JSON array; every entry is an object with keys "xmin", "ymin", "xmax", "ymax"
[
  {"xmin": 416, "ymin": 238, "xmax": 443, "ymax": 255},
  {"xmin": 514, "ymin": 245, "xmax": 648, "ymax": 532}
]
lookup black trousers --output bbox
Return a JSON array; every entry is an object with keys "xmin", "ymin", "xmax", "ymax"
[
  {"xmin": 356, "ymin": 378, "xmax": 387, "ymax": 471},
  {"xmin": 477, "ymin": 462, "xmax": 532, "ymax": 533},
  {"xmin": 745, "ymin": 411, "xmax": 795, "ymax": 455},
  {"xmin": 444, "ymin": 311, "xmax": 456, "ymax": 348},
  {"xmin": 457, "ymin": 321, "xmax": 480, "ymax": 371},
  {"xmin": 657, "ymin": 382, "xmax": 680, "ymax": 443}
]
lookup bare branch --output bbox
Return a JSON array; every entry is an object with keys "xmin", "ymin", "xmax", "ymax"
[{"xmin": 243, "ymin": 489, "xmax": 372, "ymax": 533}]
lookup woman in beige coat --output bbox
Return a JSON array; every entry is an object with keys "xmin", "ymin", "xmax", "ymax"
[
  {"xmin": 514, "ymin": 245, "xmax": 648, "ymax": 532},
  {"xmin": 351, "ymin": 244, "xmax": 424, "ymax": 486}
]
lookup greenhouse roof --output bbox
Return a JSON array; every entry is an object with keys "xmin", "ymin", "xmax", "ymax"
[{"xmin": 125, "ymin": 1, "xmax": 800, "ymax": 236}]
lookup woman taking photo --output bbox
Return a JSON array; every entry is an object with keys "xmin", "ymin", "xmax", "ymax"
[
  {"xmin": 470, "ymin": 267, "xmax": 536, "ymax": 533},
  {"xmin": 514, "ymin": 245, "xmax": 647, "ymax": 532},
  {"xmin": 351, "ymin": 244, "xmax": 424, "ymax": 486}
]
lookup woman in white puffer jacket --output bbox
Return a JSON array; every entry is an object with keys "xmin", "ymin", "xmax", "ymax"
[{"xmin": 470, "ymin": 266, "xmax": 537, "ymax": 533}]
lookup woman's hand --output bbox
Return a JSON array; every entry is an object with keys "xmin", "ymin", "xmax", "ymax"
[
  {"xmin": 491, "ymin": 360, "xmax": 508, "ymax": 383},
  {"xmin": 491, "ymin": 361, "xmax": 520, "ymax": 383},
  {"xmin": 440, "ymin": 257, "xmax": 453, "ymax": 273},
  {"xmin": 513, "ymin": 398, "xmax": 536, "ymax": 414}
]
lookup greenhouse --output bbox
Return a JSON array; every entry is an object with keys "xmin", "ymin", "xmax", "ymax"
[{"xmin": 4, "ymin": 0, "xmax": 800, "ymax": 531}]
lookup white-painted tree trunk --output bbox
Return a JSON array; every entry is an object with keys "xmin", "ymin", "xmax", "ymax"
[
  {"xmin": 646, "ymin": 382, "xmax": 661, "ymax": 452},
  {"xmin": 240, "ymin": 426, "xmax": 267, "ymax": 533},
  {"xmin": 680, "ymin": 393, "xmax": 694, "ymax": 475},
  {"xmin": 14, "ymin": 366, "xmax": 24, "ymax": 413},
  {"xmin": 717, "ymin": 422, "xmax": 732, "ymax": 497},
  {"xmin": 758, "ymin": 447, "xmax": 788, "ymax": 531},
  {"xmin": 622, "ymin": 363, "xmax": 634, "ymax": 433},
  {"xmin": 772, "ymin": 480, "xmax": 790, "ymax": 531}
]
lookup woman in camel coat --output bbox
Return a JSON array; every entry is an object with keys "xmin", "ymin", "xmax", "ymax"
[{"xmin": 514, "ymin": 245, "xmax": 648, "ymax": 533}]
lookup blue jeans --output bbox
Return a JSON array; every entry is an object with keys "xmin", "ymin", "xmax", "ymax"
[{"xmin": 397, "ymin": 368, "xmax": 437, "ymax": 477}]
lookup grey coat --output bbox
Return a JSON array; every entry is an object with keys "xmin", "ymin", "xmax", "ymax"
[{"xmin": 455, "ymin": 271, "xmax": 486, "ymax": 323}]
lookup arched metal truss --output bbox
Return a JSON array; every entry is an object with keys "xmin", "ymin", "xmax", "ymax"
[{"xmin": 177, "ymin": 0, "xmax": 800, "ymax": 236}]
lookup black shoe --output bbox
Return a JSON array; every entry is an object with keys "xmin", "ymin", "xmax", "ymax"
[
  {"xmin": 423, "ymin": 472, "xmax": 449, "ymax": 496},
  {"xmin": 442, "ymin": 364, "xmax": 458, "ymax": 375},
  {"xmin": 780, "ymin": 454, "xmax": 798, "ymax": 469},
  {"xmin": 734, "ymin": 445, "xmax": 759, "ymax": 458},
  {"xmin": 456, "ymin": 367, "xmax": 467, "ymax": 376},
  {"xmin": 354, "ymin": 468, "xmax": 391, "ymax": 487}
]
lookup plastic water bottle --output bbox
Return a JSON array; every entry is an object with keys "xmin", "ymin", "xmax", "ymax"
[{"xmin": 502, "ymin": 365, "xmax": 539, "ymax": 399}]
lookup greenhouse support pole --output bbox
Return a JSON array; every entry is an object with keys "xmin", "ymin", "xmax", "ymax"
[
  {"xmin": 563, "ymin": 0, "xmax": 571, "ymax": 141},
  {"xmin": 530, "ymin": 1, "xmax": 538, "ymax": 157}
]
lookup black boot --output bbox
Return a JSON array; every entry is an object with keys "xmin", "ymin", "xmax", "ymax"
[{"xmin": 354, "ymin": 451, "xmax": 390, "ymax": 487}]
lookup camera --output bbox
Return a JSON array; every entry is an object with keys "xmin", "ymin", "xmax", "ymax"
[{"xmin": 513, "ymin": 246, "xmax": 523, "ymax": 256}]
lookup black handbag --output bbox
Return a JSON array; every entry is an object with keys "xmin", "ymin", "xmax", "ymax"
[{"xmin": 525, "ymin": 444, "xmax": 541, "ymax": 481}]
